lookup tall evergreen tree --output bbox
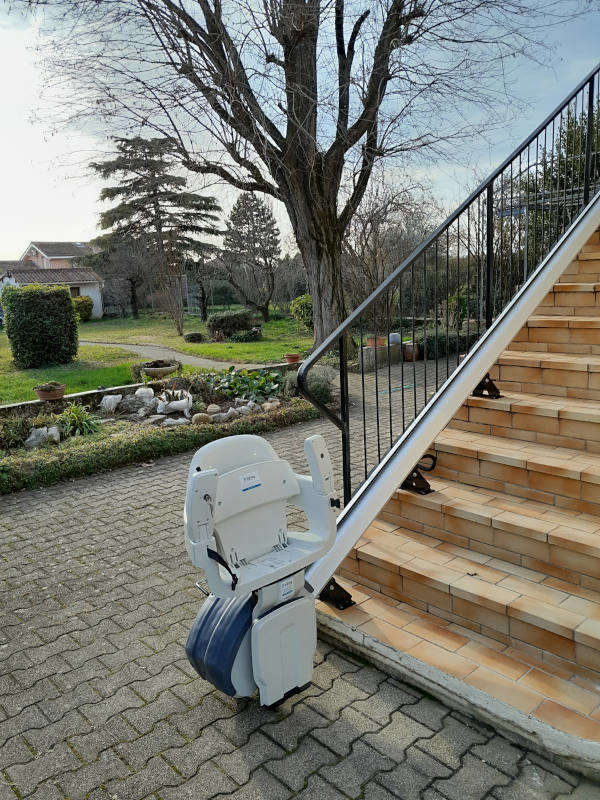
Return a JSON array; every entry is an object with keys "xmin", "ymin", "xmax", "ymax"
[
  {"xmin": 222, "ymin": 193, "xmax": 280, "ymax": 321},
  {"xmin": 90, "ymin": 137, "xmax": 221, "ymax": 333}
]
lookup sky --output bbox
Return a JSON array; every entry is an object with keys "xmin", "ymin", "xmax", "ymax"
[{"xmin": 1, "ymin": 5, "xmax": 600, "ymax": 259}]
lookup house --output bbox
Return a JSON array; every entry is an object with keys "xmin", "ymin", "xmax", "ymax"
[{"xmin": 0, "ymin": 241, "xmax": 104, "ymax": 318}]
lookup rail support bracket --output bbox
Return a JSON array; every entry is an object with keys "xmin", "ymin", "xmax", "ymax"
[
  {"xmin": 472, "ymin": 373, "xmax": 502, "ymax": 399},
  {"xmin": 319, "ymin": 578, "xmax": 355, "ymax": 611},
  {"xmin": 401, "ymin": 454, "xmax": 437, "ymax": 496}
]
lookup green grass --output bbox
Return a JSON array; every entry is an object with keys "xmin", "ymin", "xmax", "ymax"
[
  {"xmin": 0, "ymin": 334, "xmax": 138, "ymax": 404},
  {"xmin": 80, "ymin": 311, "xmax": 313, "ymax": 363}
]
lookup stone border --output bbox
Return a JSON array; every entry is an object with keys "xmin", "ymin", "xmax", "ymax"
[{"xmin": 317, "ymin": 609, "xmax": 600, "ymax": 782}]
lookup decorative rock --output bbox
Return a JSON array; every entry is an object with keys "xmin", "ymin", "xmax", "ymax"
[
  {"xmin": 137, "ymin": 406, "xmax": 152, "ymax": 419},
  {"xmin": 24, "ymin": 427, "xmax": 49, "ymax": 449},
  {"xmin": 142, "ymin": 414, "xmax": 166, "ymax": 426},
  {"xmin": 118, "ymin": 394, "xmax": 147, "ymax": 414},
  {"xmin": 223, "ymin": 407, "xmax": 239, "ymax": 420},
  {"xmin": 270, "ymin": 399, "xmax": 281, "ymax": 409},
  {"xmin": 247, "ymin": 401, "xmax": 258, "ymax": 410},
  {"xmin": 47, "ymin": 425, "xmax": 61, "ymax": 443},
  {"xmin": 206, "ymin": 403, "xmax": 221, "ymax": 415},
  {"xmin": 99, "ymin": 394, "xmax": 122, "ymax": 414},
  {"xmin": 262, "ymin": 402, "xmax": 274, "ymax": 412},
  {"xmin": 192, "ymin": 413, "xmax": 212, "ymax": 424},
  {"xmin": 135, "ymin": 387, "xmax": 154, "ymax": 400},
  {"xmin": 162, "ymin": 417, "xmax": 191, "ymax": 427},
  {"xmin": 237, "ymin": 405, "xmax": 252, "ymax": 416},
  {"xmin": 234, "ymin": 397, "xmax": 246, "ymax": 407},
  {"xmin": 211, "ymin": 413, "xmax": 227, "ymax": 423}
]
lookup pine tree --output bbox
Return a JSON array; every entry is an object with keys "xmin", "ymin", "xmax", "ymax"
[
  {"xmin": 90, "ymin": 137, "xmax": 221, "ymax": 333},
  {"xmin": 222, "ymin": 193, "xmax": 280, "ymax": 322}
]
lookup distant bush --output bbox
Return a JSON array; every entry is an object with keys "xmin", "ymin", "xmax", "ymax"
[
  {"xmin": 73, "ymin": 295, "xmax": 94, "ymax": 322},
  {"xmin": 184, "ymin": 331, "xmax": 205, "ymax": 343},
  {"xmin": 229, "ymin": 326, "xmax": 262, "ymax": 343},
  {"xmin": 1, "ymin": 284, "xmax": 78, "ymax": 368},
  {"xmin": 290, "ymin": 294, "xmax": 313, "ymax": 332},
  {"xmin": 207, "ymin": 310, "xmax": 253, "ymax": 339},
  {"xmin": 283, "ymin": 364, "xmax": 334, "ymax": 406},
  {"xmin": 423, "ymin": 329, "xmax": 480, "ymax": 359}
]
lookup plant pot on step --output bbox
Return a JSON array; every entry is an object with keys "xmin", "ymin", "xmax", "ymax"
[
  {"xmin": 366, "ymin": 335, "xmax": 387, "ymax": 348},
  {"xmin": 284, "ymin": 353, "xmax": 301, "ymax": 364},
  {"xmin": 33, "ymin": 382, "xmax": 66, "ymax": 401},
  {"xmin": 402, "ymin": 341, "xmax": 422, "ymax": 362},
  {"xmin": 142, "ymin": 359, "xmax": 180, "ymax": 379}
]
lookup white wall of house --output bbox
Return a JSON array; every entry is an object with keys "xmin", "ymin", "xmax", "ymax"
[{"xmin": 80, "ymin": 284, "xmax": 103, "ymax": 318}]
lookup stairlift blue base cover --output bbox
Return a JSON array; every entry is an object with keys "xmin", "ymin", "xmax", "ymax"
[{"xmin": 186, "ymin": 594, "xmax": 253, "ymax": 696}]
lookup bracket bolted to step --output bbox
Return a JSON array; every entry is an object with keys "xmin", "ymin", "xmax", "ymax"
[
  {"xmin": 318, "ymin": 577, "xmax": 355, "ymax": 610},
  {"xmin": 472, "ymin": 373, "xmax": 502, "ymax": 400},
  {"xmin": 401, "ymin": 454, "xmax": 437, "ymax": 496}
]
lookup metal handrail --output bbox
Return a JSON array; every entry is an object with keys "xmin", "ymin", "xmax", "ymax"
[{"xmin": 298, "ymin": 62, "xmax": 600, "ymax": 504}]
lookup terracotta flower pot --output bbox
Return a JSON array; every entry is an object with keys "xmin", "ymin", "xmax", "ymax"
[
  {"xmin": 143, "ymin": 363, "xmax": 179, "ymax": 378},
  {"xmin": 34, "ymin": 384, "xmax": 66, "ymax": 401},
  {"xmin": 366, "ymin": 336, "xmax": 387, "ymax": 348},
  {"xmin": 284, "ymin": 353, "xmax": 301, "ymax": 364},
  {"xmin": 402, "ymin": 342, "xmax": 422, "ymax": 362}
]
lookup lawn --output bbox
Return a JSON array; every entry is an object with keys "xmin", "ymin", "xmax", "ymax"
[
  {"xmin": 0, "ymin": 334, "xmax": 138, "ymax": 405},
  {"xmin": 80, "ymin": 311, "xmax": 314, "ymax": 363}
]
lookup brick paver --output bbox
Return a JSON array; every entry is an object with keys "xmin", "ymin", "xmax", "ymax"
[{"xmin": 1, "ymin": 419, "xmax": 598, "ymax": 798}]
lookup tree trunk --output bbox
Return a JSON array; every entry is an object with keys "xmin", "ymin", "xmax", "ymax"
[
  {"xmin": 129, "ymin": 279, "xmax": 139, "ymax": 319},
  {"xmin": 259, "ymin": 304, "xmax": 270, "ymax": 322},
  {"xmin": 199, "ymin": 282, "xmax": 208, "ymax": 322}
]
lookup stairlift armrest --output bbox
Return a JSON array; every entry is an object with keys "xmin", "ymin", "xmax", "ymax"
[{"xmin": 294, "ymin": 474, "xmax": 337, "ymax": 549}]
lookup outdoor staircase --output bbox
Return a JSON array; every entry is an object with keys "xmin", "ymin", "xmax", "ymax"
[{"xmin": 324, "ymin": 227, "xmax": 600, "ymax": 759}]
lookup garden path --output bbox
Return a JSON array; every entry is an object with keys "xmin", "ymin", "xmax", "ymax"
[{"xmin": 79, "ymin": 339, "xmax": 265, "ymax": 370}]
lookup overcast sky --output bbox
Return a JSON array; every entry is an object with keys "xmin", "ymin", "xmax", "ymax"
[{"xmin": 1, "ymin": 6, "xmax": 599, "ymax": 259}]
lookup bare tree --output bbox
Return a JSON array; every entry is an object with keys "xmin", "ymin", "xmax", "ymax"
[
  {"xmin": 21, "ymin": 0, "xmax": 588, "ymax": 343},
  {"xmin": 221, "ymin": 192, "xmax": 281, "ymax": 321}
]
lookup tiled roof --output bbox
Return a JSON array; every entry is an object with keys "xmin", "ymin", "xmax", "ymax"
[
  {"xmin": 30, "ymin": 242, "xmax": 93, "ymax": 258},
  {"xmin": 0, "ymin": 259, "xmax": 37, "ymax": 271},
  {"xmin": 2, "ymin": 268, "xmax": 102, "ymax": 285}
]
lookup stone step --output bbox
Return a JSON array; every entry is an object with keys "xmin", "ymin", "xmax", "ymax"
[
  {"xmin": 510, "ymin": 316, "xmax": 600, "ymax": 354},
  {"xmin": 536, "ymin": 282, "xmax": 600, "ymax": 316},
  {"xmin": 338, "ymin": 522, "xmax": 600, "ymax": 676},
  {"xmin": 450, "ymin": 390, "xmax": 600, "ymax": 452},
  {"xmin": 321, "ymin": 574, "xmax": 600, "ymax": 744},
  {"xmin": 384, "ymin": 474, "xmax": 600, "ymax": 584},
  {"xmin": 489, "ymin": 348, "xmax": 600, "ymax": 400},
  {"xmin": 426, "ymin": 427, "xmax": 600, "ymax": 516}
]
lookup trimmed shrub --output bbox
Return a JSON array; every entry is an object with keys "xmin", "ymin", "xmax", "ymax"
[
  {"xmin": 207, "ymin": 310, "xmax": 253, "ymax": 339},
  {"xmin": 283, "ymin": 364, "xmax": 334, "ymax": 406},
  {"xmin": 2, "ymin": 284, "xmax": 78, "ymax": 368},
  {"xmin": 73, "ymin": 295, "xmax": 94, "ymax": 322},
  {"xmin": 423, "ymin": 329, "xmax": 480, "ymax": 359},
  {"xmin": 289, "ymin": 294, "xmax": 313, "ymax": 331},
  {"xmin": 184, "ymin": 331, "xmax": 205, "ymax": 343},
  {"xmin": 229, "ymin": 326, "xmax": 262, "ymax": 343}
]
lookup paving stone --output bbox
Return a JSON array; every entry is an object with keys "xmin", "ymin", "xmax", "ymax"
[
  {"xmin": 165, "ymin": 726, "xmax": 234, "ymax": 777},
  {"xmin": 311, "ymin": 653, "xmax": 362, "ymax": 689},
  {"xmin": 304, "ymin": 677, "xmax": 368, "ymax": 721},
  {"xmin": 319, "ymin": 740, "xmax": 395, "ymax": 799},
  {"xmin": 123, "ymin": 691, "xmax": 187, "ymax": 734},
  {"xmin": 493, "ymin": 763, "xmax": 575, "ymax": 799},
  {"xmin": 352, "ymin": 681, "xmax": 419, "ymax": 725},
  {"xmin": 213, "ymin": 702, "xmax": 280, "ymax": 747},
  {"xmin": 0, "ymin": 706, "xmax": 49, "ymax": 748},
  {"xmin": 217, "ymin": 731, "xmax": 284, "ymax": 783},
  {"xmin": 80, "ymin": 686, "xmax": 145, "ymax": 726},
  {"xmin": 108, "ymin": 755, "xmax": 181, "ymax": 800},
  {"xmin": 418, "ymin": 714, "xmax": 488, "ymax": 770},
  {"xmin": 471, "ymin": 736, "xmax": 523, "ymax": 778},
  {"xmin": 377, "ymin": 745, "xmax": 452, "ymax": 799},
  {"xmin": 6, "ymin": 741, "xmax": 81, "ymax": 796},
  {"xmin": 161, "ymin": 760, "xmax": 238, "ymax": 799},
  {"xmin": 0, "ymin": 734, "xmax": 36, "ymax": 769},
  {"xmin": 362, "ymin": 783, "xmax": 404, "ymax": 800},
  {"xmin": 312, "ymin": 705, "xmax": 380, "ymax": 756},
  {"xmin": 170, "ymin": 694, "xmax": 236, "ymax": 738},
  {"xmin": 222, "ymin": 767, "xmax": 291, "ymax": 800},
  {"xmin": 341, "ymin": 665, "xmax": 388, "ymax": 694},
  {"xmin": 263, "ymin": 702, "xmax": 330, "ymax": 750},
  {"xmin": 557, "ymin": 784, "xmax": 600, "ymax": 799},
  {"xmin": 1, "ymin": 678, "xmax": 62, "ymax": 718},
  {"xmin": 294, "ymin": 774, "xmax": 348, "ymax": 800},
  {"xmin": 403, "ymin": 696, "xmax": 449, "ymax": 732},
  {"xmin": 365, "ymin": 709, "xmax": 432, "ymax": 762},
  {"xmin": 433, "ymin": 752, "xmax": 511, "ymax": 800},
  {"xmin": 265, "ymin": 735, "xmax": 337, "ymax": 790},
  {"xmin": 116, "ymin": 720, "xmax": 186, "ymax": 769},
  {"xmin": 58, "ymin": 750, "xmax": 132, "ymax": 800},
  {"xmin": 68, "ymin": 715, "xmax": 138, "ymax": 762},
  {"xmin": 26, "ymin": 780, "xmax": 65, "ymax": 800}
]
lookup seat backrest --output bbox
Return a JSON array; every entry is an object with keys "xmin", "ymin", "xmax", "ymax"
[{"xmin": 189, "ymin": 435, "xmax": 300, "ymax": 566}]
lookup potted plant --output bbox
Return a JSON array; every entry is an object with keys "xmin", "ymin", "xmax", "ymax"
[
  {"xmin": 284, "ymin": 353, "xmax": 301, "ymax": 364},
  {"xmin": 33, "ymin": 381, "xmax": 66, "ymax": 401},
  {"xmin": 365, "ymin": 334, "xmax": 387, "ymax": 348},
  {"xmin": 142, "ymin": 359, "xmax": 181, "ymax": 379},
  {"xmin": 402, "ymin": 340, "xmax": 422, "ymax": 362}
]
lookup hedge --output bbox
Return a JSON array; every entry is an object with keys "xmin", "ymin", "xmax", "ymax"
[
  {"xmin": 0, "ymin": 399, "xmax": 320, "ymax": 495},
  {"xmin": 290, "ymin": 294, "xmax": 313, "ymax": 331},
  {"xmin": 2, "ymin": 284, "xmax": 78, "ymax": 368},
  {"xmin": 73, "ymin": 294, "xmax": 94, "ymax": 322},
  {"xmin": 207, "ymin": 309, "xmax": 253, "ymax": 339}
]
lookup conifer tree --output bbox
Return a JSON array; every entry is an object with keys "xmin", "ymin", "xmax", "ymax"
[{"xmin": 91, "ymin": 137, "xmax": 221, "ymax": 333}]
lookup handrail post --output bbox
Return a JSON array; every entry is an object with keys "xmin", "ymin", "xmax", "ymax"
[
  {"xmin": 338, "ymin": 333, "xmax": 351, "ymax": 505},
  {"xmin": 584, "ymin": 74, "xmax": 595, "ymax": 206},
  {"xmin": 485, "ymin": 181, "xmax": 494, "ymax": 329}
]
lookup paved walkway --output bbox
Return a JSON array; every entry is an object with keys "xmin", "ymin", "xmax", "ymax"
[
  {"xmin": 1, "ymin": 419, "xmax": 597, "ymax": 799},
  {"xmin": 80, "ymin": 339, "xmax": 265, "ymax": 371}
]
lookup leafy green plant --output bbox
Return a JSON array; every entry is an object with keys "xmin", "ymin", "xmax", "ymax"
[
  {"xmin": 207, "ymin": 366, "xmax": 282, "ymax": 402},
  {"xmin": 289, "ymin": 294, "xmax": 313, "ymax": 332},
  {"xmin": 229, "ymin": 326, "xmax": 262, "ymax": 343},
  {"xmin": 59, "ymin": 403, "xmax": 100, "ymax": 437},
  {"xmin": 2, "ymin": 284, "xmax": 78, "ymax": 368},
  {"xmin": 283, "ymin": 365, "xmax": 334, "ymax": 406},
  {"xmin": 33, "ymin": 381, "xmax": 65, "ymax": 392},
  {"xmin": 207, "ymin": 309, "xmax": 253, "ymax": 340},
  {"xmin": 183, "ymin": 331, "xmax": 205, "ymax": 343},
  {"xmin": 0, "ymin": 417, "xmax": 31, "ymax": 451},
  {"xmin": 73, "ymin": 295, "xmax": 94, "ymax": 322}
]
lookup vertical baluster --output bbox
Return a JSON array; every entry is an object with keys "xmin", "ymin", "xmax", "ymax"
[
  {"xmin": 485, "ymin": 182, "xmax": 493, "ymax": 330},
  {"xmin": 562, "ymin": 108, "xmax": 568, "ymax": 233},
  {"xmin": 386, "ymin": 290, "xmax": 392, "ymax": 449},
  {"xmin": 359, "ymin": 316, "xmax": 367, "ymax": 483},
  {"xmin": 456, "ymin": 215, "xmax": 461, "ymax": 369},
  {"xmin": 542, "ymin": 127, "xmax": 547, "ymax": 260},
  {"xmin": 510, "ymin": 160, "xmax": 515, "ymax": 296},
  {"xmin": 466, "ymin": 205, "xmax": 471, "ymax": 355},
  {"xmin": 373, "ymin": 303, "xmax": 381, "ymax": 464},
  {"xmin": 584, "ymin": 74, "xmax": 595, "ymax": 205},
  {"xmin": 338, "ymin": 333, "xmax": 351, "ymax": 504},
  {"xmin": 422, "ymin": 251, "xmax": 428, "ymax": 407},
  {"xmin": 446, "ymin": 228, "xmax": 450, "ymax": 379},
  {"xmin": 411, "ymin": 259, "xmax": 417, "ymax": 420},
  {"xmin": 533, "ymin": 135, "xmax": 539, "ymax": 267},
  {"xmin": 399, "ymin": 273, "xmax": 406, "ymax": 433},
  {"xmin": 476, "ymin": 195, "xmax": 481, "ymax": 340},
  {"xmin": 435, "ymin": 239, "xmax": 439, "ymax": 389}
]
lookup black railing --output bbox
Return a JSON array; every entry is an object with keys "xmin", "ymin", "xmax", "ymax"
[{"xmin": 298, "ymin": 63, "xmax": 600, "ymax": 505}]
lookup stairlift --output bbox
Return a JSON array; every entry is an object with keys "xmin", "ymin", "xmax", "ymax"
[{"xmin": 183, "ymin": 434, "xmax": 338, "ymax": 706}]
